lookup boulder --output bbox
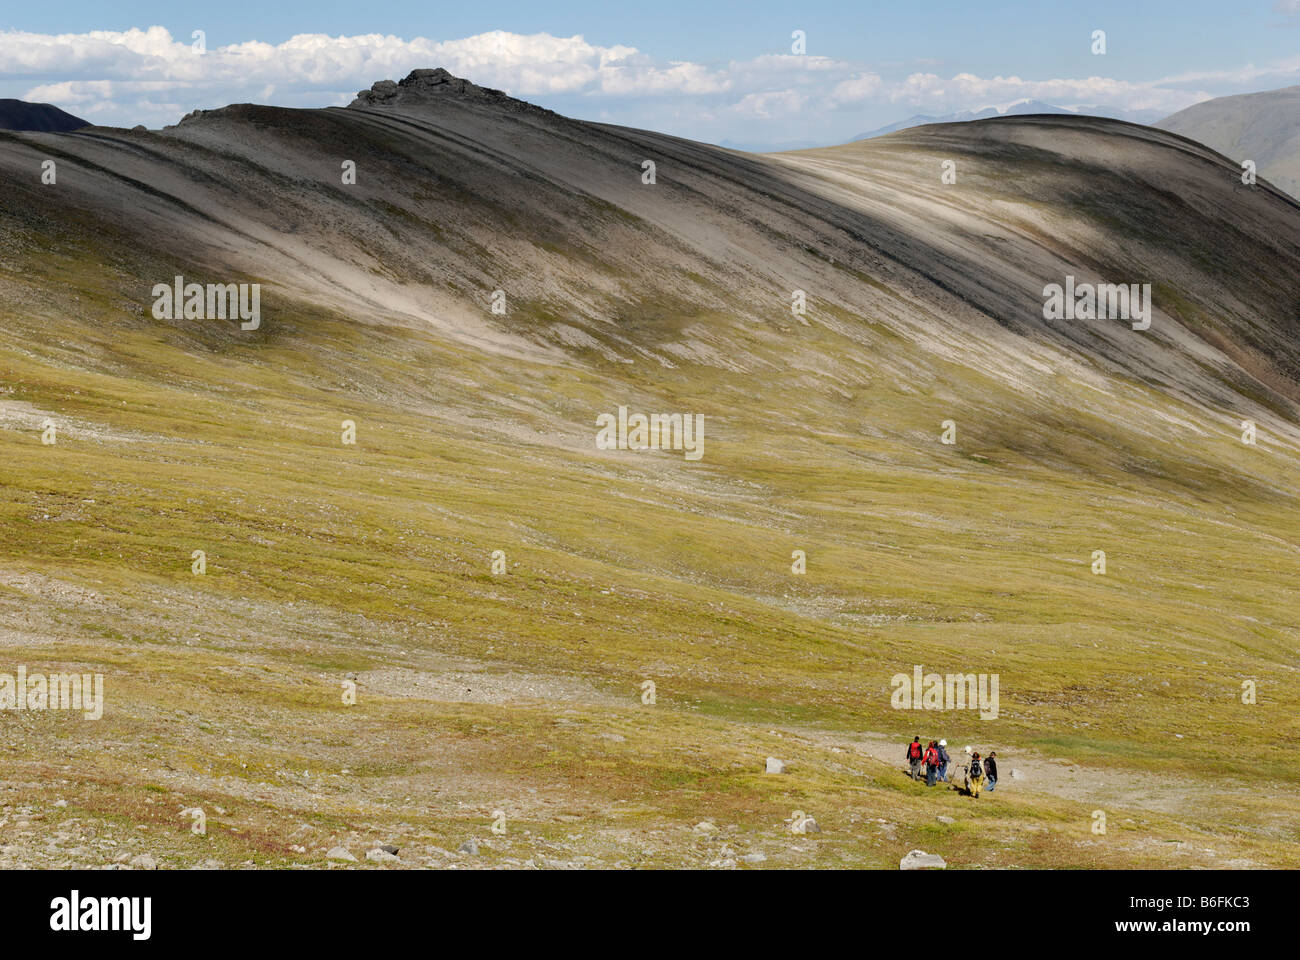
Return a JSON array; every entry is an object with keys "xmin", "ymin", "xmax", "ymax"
[
  {"xmin": 900, "ymin": 849, "xmax": 947, "ymax": 870},
  {"xmin": 326, "ymin": 846, "xmax": 357, "ymax": 862},
  {"xmin": 765, "ymin": 757, "xmax": 786, "ymax": 774}
]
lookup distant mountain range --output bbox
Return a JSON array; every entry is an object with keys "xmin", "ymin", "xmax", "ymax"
[
  {"xmin": 0, "ymin": 99, "xmax": 90, "ymax": 132},
  {"xmin": 1157, "ymin": 86, "xmax": 1300, "ymax": 199},
  {"xmin": 853, "ymin": 99, "xmax": 1164, "ymax": 140}
]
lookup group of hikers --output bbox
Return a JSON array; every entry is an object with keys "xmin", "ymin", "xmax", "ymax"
[{"xmin": 905, "ymin": 737, "xmax": 999, "ymax": 798}]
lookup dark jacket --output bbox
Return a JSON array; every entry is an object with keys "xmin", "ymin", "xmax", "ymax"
[
  {"xmin": 984, "ymin": 756, "xmax": 998, "ymax": 779},
  {"xmin": 937, "ymin": 745, "xmax": 949, "ymax": 764},
  {"xmin": 906, "ymin": 741, "xmax": 923, "ymax": 762}
]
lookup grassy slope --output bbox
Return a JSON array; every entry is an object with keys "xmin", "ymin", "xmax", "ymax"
[{"xmin": 0, "ymin": 113, "xmax": 1298, "ymax": 869}]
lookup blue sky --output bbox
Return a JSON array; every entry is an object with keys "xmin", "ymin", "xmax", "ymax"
[{"xmin": 3, "ymin": 1, "xmax": 1298, "ymax": 145}]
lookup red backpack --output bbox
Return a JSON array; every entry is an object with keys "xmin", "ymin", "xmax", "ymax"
[{"xmin": 909, "ymin": 741, "xmax": 922, "ymax": 759}]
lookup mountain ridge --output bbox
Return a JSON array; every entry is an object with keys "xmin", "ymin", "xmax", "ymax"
[
  {"xmin": 1, "ymin": 69, "xmax": 1299, "ymax": 868},
  {"xmin": 0, "ymin": 98, "xmax": 90, "ymax": 132},
  {"xmin": 1157, "ymin": 85, "xmax": 1300, "ymax": 199}
]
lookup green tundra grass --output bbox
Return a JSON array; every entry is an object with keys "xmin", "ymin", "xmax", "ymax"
[{"xmin": 0, "ymin": 105, "xmax": 1298, "ymax": 868}]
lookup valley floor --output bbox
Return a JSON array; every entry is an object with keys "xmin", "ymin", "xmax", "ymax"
[{"xmin": 0, "ymin": 566, "xmax": 1291, "ymax": 870}]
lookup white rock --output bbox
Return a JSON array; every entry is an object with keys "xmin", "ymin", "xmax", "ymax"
[
  {"xmin": 900, "ymin": 849, "xmax": 946, "ymax": 870},
  {"xmin": 129, "ymin": 854, "xmax": 157, "ymax": 870},
  {"xmin": 741, "ymin": 852, "xmax": 767, "ymax": 864},
  {"xmin": 693, "ymin": 821, "xmax": 717, "ymax": 835},
  {"xmin": 366, "ymin": 848, "xmax": 398, "ymax": 862},
  {"xmin": 326, "ymin": 846, "xmax": 357, "ymax": 862},
  {"xmin": 1010, "ymin": 768, "xmax": 1024, "ymax": 780},
  {"xmin": 765, "ymin": 757, "xmax": 786, "ymax": 774}
]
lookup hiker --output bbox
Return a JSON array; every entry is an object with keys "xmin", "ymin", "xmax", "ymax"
[
  {"xmin": 906, "ymin": 736, "xmax": 924, "ymax": 780},
  {"xmin": 967, "ymin": 750, "xmax": 985, "ymax": 798},
  {"xmin": 937, "ymin": 739, "xmax": 950, "ymax": 782},
  {"xmin": 984, "ymin": 751, "xmax": 999, "ymax": 792},
  {"xmin": 924, "ymin": 740, "xmax": 941, "ymax": 786}
]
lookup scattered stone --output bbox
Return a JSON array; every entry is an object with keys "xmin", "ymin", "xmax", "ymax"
[
  {"xmin": 693, "ymin": 821, "xmax": 717, "ymax": 835},
  {"xmin": 741, "ymin": 852, "xmax": 767, "ymax": 864},
  {"xmin": 901, "ymin": 849, "xmax": 947, "ymax": 870},
  {"xmin": 936, "ymin": 815, "xmax": 955, "ymax": 824},
  {"xmin": 765, "ymin": 757, "xmax": 786, "ymax": 774},
  {"xmin": 1011, "ymin": 769, "xmax": 1024, "ymax": 780},
  {"xmin": 326, "ymin": 846, "xmax": 357, "ymax": 862},
  {"xmin": 129, "ymin": 854, "xmax": 157, "ymax": 870},
  {"xmin": 708, "ymin": 858, "xmax": 737, "ymax": 869},
  {"xmin": 458, "ymin": 838, "xmax": 479, "ymax": 856},
  {"xmin": 378, "ymin": 843, "xmax": 399, "ymax": 855},
  {"xmin": 366, "ymin": 848, "xmax": 399, "ymax": 862},
  {"xmin": 53, "ymin": 800, "xmax": 67, "ymax": 808},
  {"xmin": 798, "ymin": 817, "xmax": 821, "ymax": 833}
]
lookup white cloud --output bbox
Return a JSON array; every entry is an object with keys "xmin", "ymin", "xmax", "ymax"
[
  {"xmin": 0, "ymin": 25, "xmax": 1291, "ymax": 136},
  {"xmin": 732, "ymin": 89, "xmax": 809, "ymax": 118},
  {"xmin": 830, "ymin": 72, "xmax": 884, "ymax": 105}
]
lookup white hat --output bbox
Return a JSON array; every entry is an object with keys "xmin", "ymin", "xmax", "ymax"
[
  {"xmin": 964, "ymin": 745, "xmax": 972, "ymax": 754},
  {"xmin": 939, "ymin": 740, "xmax": 947, "ymax": 747}
]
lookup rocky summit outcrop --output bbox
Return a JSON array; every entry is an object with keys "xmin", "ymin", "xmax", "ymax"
[{"xmin": 349, "ymin": 68, "xmax": 532, "ymax": 112}]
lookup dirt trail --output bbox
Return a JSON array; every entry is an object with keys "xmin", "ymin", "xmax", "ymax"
[{"xmin": 774, "ymin": 724, "xmax": 1267, "ymax": 822}]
